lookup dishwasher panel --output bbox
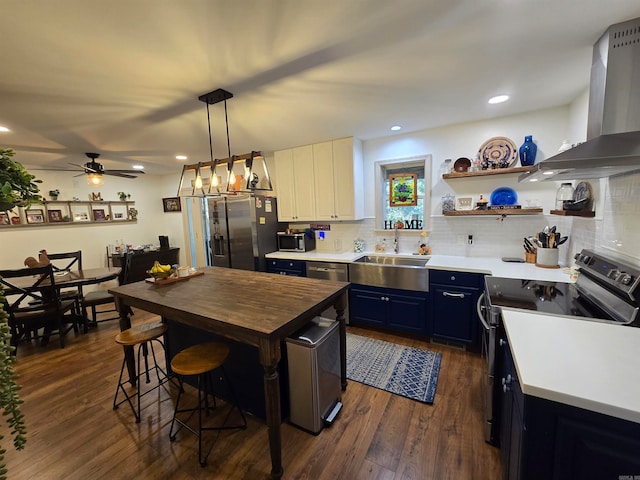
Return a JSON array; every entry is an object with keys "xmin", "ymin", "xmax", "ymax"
[{"xmin": 305, "ymin": 261, "xmax": 349, "ymax": 322}]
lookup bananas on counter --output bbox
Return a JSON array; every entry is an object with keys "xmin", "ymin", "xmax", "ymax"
[{"xmin": 150, "ymin": 260, "xmax": 172, "ymax": 274}]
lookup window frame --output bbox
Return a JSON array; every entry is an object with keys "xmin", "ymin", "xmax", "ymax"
[{"xmin": 374, "ymin": 154, "xmax": 432, "ymax": 233}]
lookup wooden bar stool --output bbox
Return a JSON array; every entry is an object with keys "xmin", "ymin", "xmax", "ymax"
[
  {"xmin": 113, "ymin": 322, "xmax": 174, "ymax": 423},
  {"xmin": 169, "ymin": 342, "xmax": 247, "ymax": 467}
]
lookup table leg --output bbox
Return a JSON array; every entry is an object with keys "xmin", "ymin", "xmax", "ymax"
[
  {"xmin": 259, "ymin": 338, "xmax": 283, "ymax": 479},
  {"xmin": 334, "ymin": 291, "xmax": 348, "ymax": 391},
  {"xmin": 115, "ymin": 297, "xmax": 136, "ymax": 387}
]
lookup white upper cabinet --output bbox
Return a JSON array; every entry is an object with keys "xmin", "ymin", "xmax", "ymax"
[
  {"xmin": 276, "ymin": 137, "xmax": 363, "ymax": 222},
  {"xmin": 313, "ymin": 137, "xmax": 364, "ymax": 221},
  {"xmin": 274, "ymin": 145, "xmax": 316, "ymax": 221}
]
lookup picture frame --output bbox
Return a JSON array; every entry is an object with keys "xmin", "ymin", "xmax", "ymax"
[
  {"xmin": 47, "ymin": 209, "xmax": 63, "ymax": 223},
  {"xmin": 0, "ymin": 212, "xmax": 9, "ymax": 225},
  {"xmin": 162, "ymin": 197, "xmax": 181, "ymax": 212},
  {"xmin": 26, "ymin": 209, "xmax": 45, "ymax": 224},
  {"xmin": 93, "ymin": 209, "xmax": 107, "ymax": 221},
  {"xmin": 73, "ymin": 212, "xmax": 90, "ymax": 222},
  {"xmin": 389, "ymin": 173, "xmax": 418, "ymax": 207}
]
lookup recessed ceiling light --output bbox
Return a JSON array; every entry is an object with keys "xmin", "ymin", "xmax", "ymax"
[
  {"xmin": 488, "ymin": 95, "xmax": 509, "ymax": 104},
  {"xmin": 390, "ymin": 125, "xmax": 402, "ymax": 131},
  {"xmin": 0, "ymin": 126, "xmax": 10, "ymax": 132},
  {"xmin": 529, "ymin": 178, "xmax": 538, "ymax": 182},
  {"xmin": 175, "ymin": 155, "xmax": 187, "ymax": 160},
  {"xmin": 542, "ymin": 171, "xmax": 555, "ymax": 175},
  {"xmin": 132, "ymin": 165, "xmax": 144, "ymax": 170}
]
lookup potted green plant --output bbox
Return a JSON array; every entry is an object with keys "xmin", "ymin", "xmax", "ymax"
[
  {"xmin": 0, "ymin": 148, "xmax": 43, "ymax": 212},
  {"xmin": 117, "ymin": 192, "xmax": 130, "ymax": 201},
  {"xmin": 48, "ymin": 189, "xmax": 60, "ymax": 201},
  {"xmin": 0, "ymin": 268, "xmax": 28, "ymax": 480},
  {"xmin": 0, "ymin": 148, "xmax": 33, "ymax": 477}
]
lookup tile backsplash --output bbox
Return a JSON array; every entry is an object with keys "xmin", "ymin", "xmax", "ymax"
[{"xmin": 299, "ymin": 171, "xmax": 640, "ymax": 267}]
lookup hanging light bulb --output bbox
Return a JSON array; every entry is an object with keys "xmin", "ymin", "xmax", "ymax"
[
  {"xmin": 212, "ymin": 173, "xmax": 219, "ymax": 187},
  {"xmin": 229, "ymin": 170, "xmax": 236, "ymax": 185},
  {"xmin": 194, "ymin": 173, "xmax": 203, "ymax": 189},
  {"xmin": 87, "ymin": 173, "xmax": 104, "ymax": 186}
]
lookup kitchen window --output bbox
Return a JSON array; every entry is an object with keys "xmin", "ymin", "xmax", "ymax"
[{"xmin": 374, "ymin": 154, "xmax": 432, "ymax": 232}]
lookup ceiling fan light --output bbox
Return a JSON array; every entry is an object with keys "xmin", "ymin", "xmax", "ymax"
[{"xmin": 87, "ymin": 173, "xmax": 104, "ymax": 186}]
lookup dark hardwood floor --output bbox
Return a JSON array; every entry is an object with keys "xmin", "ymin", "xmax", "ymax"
[{"xmin": 3, "ymin": 308, "xmax": 501, "ymax": 479}]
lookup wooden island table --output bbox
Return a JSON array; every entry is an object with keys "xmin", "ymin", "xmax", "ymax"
[{"xmin": 109, "ymin": 266, "xmax": 349, "ymax": 479}]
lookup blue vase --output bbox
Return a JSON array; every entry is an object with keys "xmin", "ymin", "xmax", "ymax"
[{"xmin": 519, "ymin": 135, "xmax": 537, "ymax": 166}]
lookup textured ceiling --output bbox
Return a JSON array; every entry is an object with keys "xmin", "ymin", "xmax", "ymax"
[{"xmin": 1, "ymin": 0, "xmax": 640, "ymax": 176}]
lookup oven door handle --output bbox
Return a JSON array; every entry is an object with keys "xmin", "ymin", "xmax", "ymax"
[{"xmin": 477, "ymin": 292, "xmax": 491, "ymax": 330}]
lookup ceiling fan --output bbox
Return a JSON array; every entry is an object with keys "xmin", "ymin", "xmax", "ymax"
[{"xmin": 69, "ymin": 152, "xmax": 145, "ymax": 179}]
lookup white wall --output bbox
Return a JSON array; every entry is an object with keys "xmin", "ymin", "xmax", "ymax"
[
  {"xmin": 0, "ymin": 170, "xmax": 188, "ymax": 273},
  {"xmin": 307, "ymin": 106, "xmax": 583, "ymax": 262}
]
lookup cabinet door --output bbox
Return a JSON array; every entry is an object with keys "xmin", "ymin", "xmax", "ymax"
[
  {"xmin": 313, "ymin": 141, "xmax": 336, "ymax": 220},
  {"xmin": 349, "ymin": 286, "xmax": 388, "ymax": 327},
  {"xmin": 332, "ymin": 137, "xmax": 361, "ymax": 220},
  {"xmin": 291, "ymin": 145, "xmax": 316, "ymax": 221},
  {"xmin": 431, "ymin": 284, "xmax": 478, "ymax": 344},
  {"xmin": 387, "ymin": 291, "xmax": 427, "ymax": 333},
  {"xmin": 274, "ymin": 149, "xmax": 296, "ymax": 221},
  {"xmin": 274, "ymin": 146, "xmax": 316, "ymax": 221}
]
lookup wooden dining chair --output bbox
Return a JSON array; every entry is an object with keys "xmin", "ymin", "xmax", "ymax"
[
  {"xmin": 47, "ymin": 251, "xmax": 87, "ymax": 330},
  {"xmin": 0, "ymin": 264, "xmax": 78, "ymax": 351}
]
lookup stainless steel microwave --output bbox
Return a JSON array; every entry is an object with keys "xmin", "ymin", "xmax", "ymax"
[{"xmin": 277, "ymin": 232, "xmax": 316, "ymax": 252}]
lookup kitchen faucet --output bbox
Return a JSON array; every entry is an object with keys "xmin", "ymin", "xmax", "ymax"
[{"xmin": 393, "ymin": 225, "xmax": 399, "ymax": 254}]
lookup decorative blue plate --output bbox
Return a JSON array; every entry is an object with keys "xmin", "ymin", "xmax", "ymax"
[{"xmin": 490, "ymin": 187, "xmax": 518, "ymax": 206}]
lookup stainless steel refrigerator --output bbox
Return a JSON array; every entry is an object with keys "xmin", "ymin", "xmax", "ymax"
[{"xmin": 204, "ymin": 194, "xmax": 285, "ymax": 272}]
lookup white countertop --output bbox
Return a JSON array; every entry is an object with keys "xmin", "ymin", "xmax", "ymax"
[
  {"xmin": 265, "ymin": 251, "xmax": 572, "ymax": 282},
  {"xmin": 502, "ymin": 309, "xmax": 640, "ymax": 424}
]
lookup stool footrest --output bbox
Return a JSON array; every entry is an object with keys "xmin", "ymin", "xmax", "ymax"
[{"xmin": 112, "ymin": 337, "xmax": 178, "ymax": 423}]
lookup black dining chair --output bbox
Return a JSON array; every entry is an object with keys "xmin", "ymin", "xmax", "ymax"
[
  {"xmin": 47, "ymin": 251, "xmax": 89, "ymax": 331},
  {"xmin": 81, "ymin": 252, "xmax": 128, "ymax": 326},
  {"xmin": 0, "ymin": 264, "xmax": 78, "ymax": 351}
]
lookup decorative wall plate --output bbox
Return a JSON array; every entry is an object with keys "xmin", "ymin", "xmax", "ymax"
[
  {"xmin": 573, "ymin": 181, "xmax": 592, "ymax": 202},
  {"xmin": 490, "ymin": 187, "xmax": 518, "ymax": 206},
  {"xmin": 478, "ymin": 136, "xmax": 518, "ymax": 168}
]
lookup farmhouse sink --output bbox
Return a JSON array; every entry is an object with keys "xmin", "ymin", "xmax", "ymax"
[{"xmin": 349, "ymin": 255, "xmax": 430, "ymax": 292}]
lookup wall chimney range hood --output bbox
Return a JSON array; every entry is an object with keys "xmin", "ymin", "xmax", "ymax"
[{"xmin": 519, "ymin": 17, "xmax": 640, "ymax": 183}]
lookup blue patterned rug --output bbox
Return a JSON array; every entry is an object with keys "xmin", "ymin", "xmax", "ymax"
[{"xmin": 346, "ymin": 333, "xmax": 442, "ymax": 404}]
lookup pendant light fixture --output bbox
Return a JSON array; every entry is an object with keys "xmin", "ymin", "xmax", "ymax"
[{"xmin": 177, "ymin": 88, "xmax": 273, "ymax": 196}]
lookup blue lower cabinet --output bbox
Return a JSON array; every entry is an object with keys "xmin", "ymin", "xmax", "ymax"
[
  {"xmin": 430, "ymin": 284, "xmax": 479, "ymax": 346},
  {"xmin": 499, "ymin": 337, "xmax": 640, "ymax": 479},
  {"xmin": 349, "ymin": 284, "xmax": 428, "ymax": 334},
  {"xmin": 266, "ymin": 259, "xmax": 306, "ymax": 276},
  {"xmin": 429, "ymin": 270, "xmax": 483, "ymax": 348}
]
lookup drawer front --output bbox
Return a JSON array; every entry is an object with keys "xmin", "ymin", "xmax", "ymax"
[
  {"xmin": 267, "ymin": 259, "xmax": 306, "ymax": 276},
  {"xmin": 429, "ymin": 269, "xmax": 484, "ymax": 288}
]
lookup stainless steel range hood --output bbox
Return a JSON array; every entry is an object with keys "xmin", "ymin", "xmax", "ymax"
[{"xmin": 519, "ymin": 17, "xmax": 640, "ymax": 183}]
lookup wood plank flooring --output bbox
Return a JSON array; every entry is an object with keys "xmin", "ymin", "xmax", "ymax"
[{"xmin": 2, "ymin": 308, "xmax": 501, "ymax": 479}]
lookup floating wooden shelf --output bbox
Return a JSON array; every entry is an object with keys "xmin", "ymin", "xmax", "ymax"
[
  {"xmin": 442, "ymin": 166, "xmax": 536, "ymax": 179},
  {"xmin": 549, "ymin": 209, "xmax": 595, "ymax": 217},
  {"xmin": 0, "ymin": 200, "xmax": 137, "ymax": 227},
  {"xmin": 443, "ymin": 208, "xmax": 543, "ymax": 216}
]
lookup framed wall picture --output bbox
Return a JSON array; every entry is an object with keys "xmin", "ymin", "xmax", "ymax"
[
  {"xmin": 163, "ymin": 197, "xmax": 181, "ymax": 212},
  {"xmin": 74, "ymin": 212, "xmax": 90, "ymax": 222},
  {"xmin": 0, "ymin": 212, "xmax": 9, "ymax": 225},
  {"xmin": 389, "ymin": 173, "xmax": 418, "ymax": 207},
  {"xmin": 26, "ymin": 209, "xmax": 45, "ymax": 224},
  {"xmin": 47, "ymin": 209, "xmax": 63, "ymax": 223},
  {"xmin": 93, "ymin": 209, "xmax": 107, "ymax": 221}
]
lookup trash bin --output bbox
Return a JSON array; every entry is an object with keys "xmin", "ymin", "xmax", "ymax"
[{"xmin": 286, "ymin": 317, "xmax": 342, "ymax": 434}]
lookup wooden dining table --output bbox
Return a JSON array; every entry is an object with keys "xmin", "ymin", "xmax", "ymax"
[
  {"xmin": 9, "ymin": 266, "xmax": 121, "ymax": 290},
  {"xmin": 109, "ymin": 266, "xmax": 350, "ymax": 479}
]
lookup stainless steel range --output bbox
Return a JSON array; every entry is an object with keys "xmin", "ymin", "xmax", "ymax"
[{"xmin": 478, "ymin": 248, "xmax": 640, "ymax": 444}]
